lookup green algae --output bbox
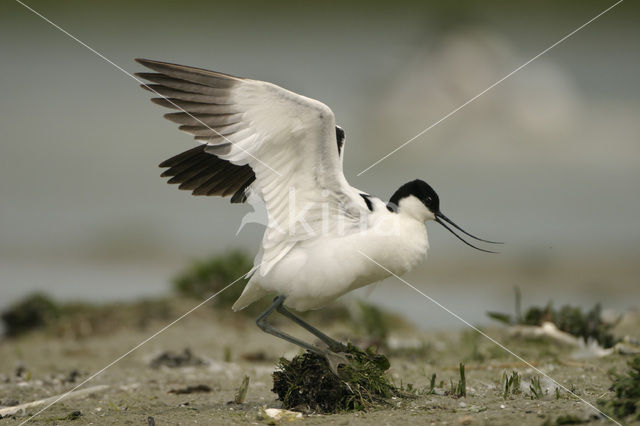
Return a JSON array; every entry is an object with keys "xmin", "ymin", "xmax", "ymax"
[{"xmin": 272, "ymin": 344, "xmax": 396, "ymax": 413}]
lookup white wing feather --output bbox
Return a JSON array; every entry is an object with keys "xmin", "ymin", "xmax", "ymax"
[
  {"xmin": 136, "ymin": 59, "xmax": 367, "ymax": 274},
  {"xmin": 213, "ymin": 80, "xmax": 365, "ymax": 273}
]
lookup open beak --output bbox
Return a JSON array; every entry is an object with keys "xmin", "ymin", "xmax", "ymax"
[{"xmin": 434, "ymin": 211, "xmax": 502, "ymax": 253}]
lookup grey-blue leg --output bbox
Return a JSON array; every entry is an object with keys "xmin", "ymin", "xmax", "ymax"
[
  {"xmin": 256, "ymin": 295, "xmax": 349, "ymax": 374},
  {"xmin": 256, "ymin": 295, "xmax": 326, "ymax": 356},
  {"xmin": 276, "ymin": 303, "xmax": 347, "ymax": 352}
]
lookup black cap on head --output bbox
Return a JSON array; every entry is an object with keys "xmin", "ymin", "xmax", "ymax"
[{"xmin": 387, "ymin": 179, "xmax": 439, "ymax": 213}]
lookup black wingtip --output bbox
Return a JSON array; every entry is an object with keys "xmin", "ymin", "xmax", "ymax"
[
  {"xmin": 135, "ymin": 58, "xmax": 173, "ymax": 73},
  {"xmin": 135, "ymin": 58, "xmax": 154, "ymax": 66},
  {"xmin": 134, "ymin": 72, "xmax": 153, "ymax": 80},
  {"xmin": 135, "ymin": 72, "xmax": 160, "ymax": 82},
  {"xmin": 150, "ymin": 97, "xmax": 172, "ymax": 108}
]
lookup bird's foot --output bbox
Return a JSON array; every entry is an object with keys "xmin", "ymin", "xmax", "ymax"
[
  {"xmin": 328, "ymin": 341, "xmax": 349, "ymax": 353},
  {"xmin": 314, "ymin": 338, "xmax": 348, "ymax": 354},
  {"xmin": 324, "ymin": 351, "xmax": 350, "ymax": 376}
]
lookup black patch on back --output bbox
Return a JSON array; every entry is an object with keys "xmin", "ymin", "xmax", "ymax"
[
  {"xmin": 336, "ymin": 126, "xmax": 345, "ymax": 154},
  {"xmin": 360, "ymin": 193, "xmax": 373, "ymax": 211},
  {"xmin": 387, "ymin": 179, "xmax": 439, "ymax": 213}
]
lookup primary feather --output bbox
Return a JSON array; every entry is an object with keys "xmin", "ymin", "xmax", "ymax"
[{"xmin": 136, "ymin": 59, "xmax": 369, "ymax": 278}]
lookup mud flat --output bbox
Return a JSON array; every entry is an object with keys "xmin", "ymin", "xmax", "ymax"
[{"xmin": 0, "ymin": 298, "xmax": 638, "ymax": 425}]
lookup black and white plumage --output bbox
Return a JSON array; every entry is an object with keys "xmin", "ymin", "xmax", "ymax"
[{"xmin": 136, "ymin": 59, "xmax": 500, "ymax": 363}]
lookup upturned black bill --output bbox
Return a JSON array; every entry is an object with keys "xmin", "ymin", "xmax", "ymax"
[{"xmin": 434, "ymin": 212, "xmax": 501, "ymax": 253}]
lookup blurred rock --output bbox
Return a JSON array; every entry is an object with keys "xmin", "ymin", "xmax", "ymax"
[{"xmin": 149, "ymin": 348, "xmax": 207, "ymax": 369}]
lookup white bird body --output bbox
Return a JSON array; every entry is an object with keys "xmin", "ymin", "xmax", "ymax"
[
  {"xmin": 236, "ymin": 197, "xmax": 430, "ymax": 311},
  {"xmin": 136, "ymin": 59, "xmax": 497, "ymax": 323}
]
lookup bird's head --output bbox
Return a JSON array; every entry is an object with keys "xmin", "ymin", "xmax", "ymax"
[{"xmin": 388, "ymin": 179, "xmax": 502, "ymax": 253}]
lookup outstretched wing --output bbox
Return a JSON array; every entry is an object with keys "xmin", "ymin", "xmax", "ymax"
[{"xmin": 136, "ymin": 59, "xmax": 367, "ymax": 273}]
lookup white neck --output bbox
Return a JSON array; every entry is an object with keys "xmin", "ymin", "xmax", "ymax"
[{"xmin": 397, "ymin": 195, "xmax": 435, "ymax": 222}]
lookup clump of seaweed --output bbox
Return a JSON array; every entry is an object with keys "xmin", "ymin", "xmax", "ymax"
[
  {"xmin": 487, "ymin": 288, "xmax": 618, "ymax": 348},
  {"xmin": 597, "ymin": 356, "xmax": 640, "ymax": 421},
  {"xmin": 272, "ymin": 344, "xmax": 396, "ymax": 413},
  {"xmin": 1, "ymin": 293, "xmax": 60, "ymax": 337}
]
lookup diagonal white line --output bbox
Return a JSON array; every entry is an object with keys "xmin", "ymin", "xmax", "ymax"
[
  {"xmin": 357, "ymin": 0, "xmax": 624, "ymax": 176},
  {"xmin": 356, "ymin": 250, "xmax": 621, "ymax": 425},
  {"xmin": 13, "ymin": 0, "xmax": 282, "ymax": 177},
  {"xmin": 18, "ymin": 272, "xmax": 249, "ymax": 425}
]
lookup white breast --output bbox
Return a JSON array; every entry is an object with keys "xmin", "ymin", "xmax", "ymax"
[{"xmin": 256, "ymin": 209, "xmax": 429, "ymax": 311}]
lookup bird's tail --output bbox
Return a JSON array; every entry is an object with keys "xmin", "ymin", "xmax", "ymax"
[{"xmin": 232, "ymin": 278, "xmax": 268, "ymax": 311}]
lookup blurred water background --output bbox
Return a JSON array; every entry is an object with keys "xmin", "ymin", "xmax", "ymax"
[{"xmin": 1, "ymin": 0, "xmax": 639, "ymax": 329}]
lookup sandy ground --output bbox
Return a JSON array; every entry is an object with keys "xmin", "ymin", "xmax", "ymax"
[{"xmin": 0, "ymin": 300, "xmax": 638, "ymax": 425}]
